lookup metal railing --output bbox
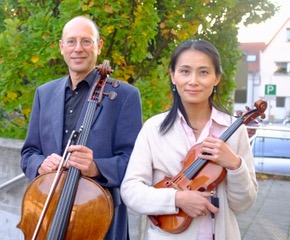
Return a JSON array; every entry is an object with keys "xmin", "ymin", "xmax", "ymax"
[
  {"xmin": 246, "ymin": 125, "xmax": 290, "ymax": 132},
  {"xmin": 0, "ymin": 173, "xmax": 26, "ymax": 191}
]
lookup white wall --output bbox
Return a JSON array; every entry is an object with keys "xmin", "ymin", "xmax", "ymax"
[{"xmin": 256, "ymin": 19, "xmax": 290, "ymax": 121}]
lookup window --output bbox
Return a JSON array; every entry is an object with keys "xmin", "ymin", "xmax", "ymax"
[
  {"xmin": 246, "ymin": 54, "xmax": 257, "ymax": 62},
  {"xmin": 276, "ymin": 97, "xmax": 285, "ymax": 108},
  {"xmin": 287, "ymin": 28, "xmax": 290, "ymax": 41},
  {"xmin": 274, "ymin": 62, "xmax": 289, "ymax": 74},
  {"xmin": 234, "ymin": 90, "xmax": 247, "ymax": 103}
]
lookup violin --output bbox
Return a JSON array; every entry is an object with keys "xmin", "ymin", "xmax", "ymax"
[
  {"xmin": 17, "ymin": 60, "xmax": 119, "ymax": 239},
  {"xmin": 149, "ymin": 99, "xmax": 267, "ymax": 234}
]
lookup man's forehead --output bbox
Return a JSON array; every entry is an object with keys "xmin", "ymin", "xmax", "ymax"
[{"xmin": 62, "ymin": 20, "xmax": 98, "ymax": 39}]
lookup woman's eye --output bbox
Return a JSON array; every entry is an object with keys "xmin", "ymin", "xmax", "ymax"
[{"xmin": 200, "ymin": 70, "xmax": 208, "ymax": 75}]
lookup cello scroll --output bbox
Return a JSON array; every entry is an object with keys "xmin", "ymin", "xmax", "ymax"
[{"xmin": 17, "ymin": 60, "xmax": 116, "ymax": 240}]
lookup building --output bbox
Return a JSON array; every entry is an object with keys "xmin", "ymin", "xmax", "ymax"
[{"xmin": 235, "ymin": 18, "xmax": 290, "ymax": 122}]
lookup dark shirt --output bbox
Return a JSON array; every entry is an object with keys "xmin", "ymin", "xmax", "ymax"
[{"xmin": 62, "ymin": 69, "xmax": 98, "ymax": 152}]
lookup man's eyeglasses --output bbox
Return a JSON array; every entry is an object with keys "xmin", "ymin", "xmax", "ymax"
[{"xmin": 62, "ymin": 39, "xmax": 95, "ymax": 48}]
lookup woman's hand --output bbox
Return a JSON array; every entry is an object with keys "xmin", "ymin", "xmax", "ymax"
[
  {"xmin": 175, "ymin": 190, "xmax": 218, "ymax": 218},
  {"xmin": 198, "ymin": 137, "xmax": 241, "ymax": 170}
]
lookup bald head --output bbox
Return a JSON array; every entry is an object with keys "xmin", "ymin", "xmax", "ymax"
[
  {"xmin": 59, "ymin": 16, "xmax": 103, "ymax": 85},
  {"xmin": 62, "ymin": 16, "xmax": 100, "ymax": 42}
]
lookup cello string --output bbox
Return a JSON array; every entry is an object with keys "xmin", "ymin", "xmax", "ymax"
[
  {"xmin": 31, "ymin": 131, "xmax": 78, "ymax": 240},
  {"xmin": 47, "ymin": 79, "xmax": 106, "ymax": 238}
]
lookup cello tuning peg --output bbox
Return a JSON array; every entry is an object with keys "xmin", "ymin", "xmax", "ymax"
[
  {"xmin": 113, "ymin": 80, "xmax": 120, "ymax": 88},
  {"xmin": 105, "ymin": 78, "xmax": 120, "ymax": 88},
  {"xmin": 108, "ymin": 91, "xmax": 117, "ymax": 100},
  {"xmin": 110, "ymin": 79, "xmax": 120, "ymax": 88},
  {"xmin": 104, "ymin": 91, "xmax": 117, "ymax": 100}
]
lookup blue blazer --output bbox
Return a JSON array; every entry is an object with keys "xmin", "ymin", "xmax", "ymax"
[{"xmin": 20, "ymin": 72, "xmax": 143, "ymax": 240}]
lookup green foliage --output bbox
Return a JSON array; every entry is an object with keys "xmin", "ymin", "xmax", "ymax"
[
  {"xmin": 135, "ymin": 56, "xmax": 172, "ymax": 121},
  {"xmin": 0, "ymin": 0, "xmax": 278, "ymax": 139}
]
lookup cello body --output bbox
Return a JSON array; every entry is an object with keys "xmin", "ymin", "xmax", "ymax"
[
  {"xmin": 17, "ymin": 60, "xmax": 117, "ymax": 239},
  {"xmin": 17, "ymin": 171, "xmax": 113, "ymax": 239}
]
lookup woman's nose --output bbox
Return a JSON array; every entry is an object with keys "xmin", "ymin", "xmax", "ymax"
[{"xmin": 188, "ymin": 73, "xmax": 198, "ymax": 84}]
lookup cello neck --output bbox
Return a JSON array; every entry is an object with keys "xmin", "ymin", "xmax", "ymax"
[
  {"xmin": 47, "ymin": 65, "xmax": 113, "ymax": 239},
  {"xmin": 47, "ymin": 87, "xmax": 100, "ymax": 239}
]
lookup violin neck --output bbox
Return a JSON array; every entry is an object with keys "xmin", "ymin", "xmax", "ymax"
[
  {"xmin": 218, "ymin": 118, "xmax": 244, "ymax": 142},
  {"xmin": 183, "ymin": 118, "xmax": 244, "ymax": 180}
]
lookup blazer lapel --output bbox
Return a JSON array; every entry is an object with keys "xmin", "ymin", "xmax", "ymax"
[{"xmin": 51, "ymin": 77, "xmax": 67, "ymax": 153}]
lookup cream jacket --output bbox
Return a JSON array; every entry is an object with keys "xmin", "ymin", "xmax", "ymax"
[{"xmin": 121, "ymin": 110, "xmax": 258, "ymax": 240}]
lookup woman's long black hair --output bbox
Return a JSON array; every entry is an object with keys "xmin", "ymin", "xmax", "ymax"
[{"xmin": 159, "ymin": 39, "xmax": 228, "ymax": 134}]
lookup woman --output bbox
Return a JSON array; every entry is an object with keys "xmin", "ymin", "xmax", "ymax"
[{"xmin": 121, "ymin": 39, "xmax": 257, "ymax": 239}]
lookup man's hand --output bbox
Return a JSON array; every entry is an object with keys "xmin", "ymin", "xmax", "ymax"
[
  {"xmin": 38, "ymin": 153, "xmax": 62, "ymax": 175},
  {"xmin": 67, "ymin": 145, "xmax": 100, "ymax": 177}
]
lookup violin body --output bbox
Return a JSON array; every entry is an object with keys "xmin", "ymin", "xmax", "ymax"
[
  {"xmin": 149, "ymin": 144, "xmax": 226, "ymax": 233},
  {"xmin": 149, "ymin": 100, "xmax": 267, "ymax": 234},
  {"xmin": 17, "ymin": 171, "xmax": 113, "ymax": 239}
]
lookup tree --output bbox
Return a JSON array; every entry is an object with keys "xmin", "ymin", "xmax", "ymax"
[{"xmin": 0, "ymin": 0, "xmax": 277, "ymax": 139}]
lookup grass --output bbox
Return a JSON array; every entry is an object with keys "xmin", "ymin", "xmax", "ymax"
[{"xmin": 256, "ymin": 172, "xmax": 290, "ymax": 181}]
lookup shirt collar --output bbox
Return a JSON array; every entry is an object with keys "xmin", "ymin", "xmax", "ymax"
[
  {"xmin": 178, "ymin": 110, "xmax": 191, "ymax": 134},
  {"xmin": 211, "ymin": 107, "xmax": 231, "ymax": 127},
  {"xmin": 178, "ymin": 107, "xmax": 231, "ymax": 130},
  {"xmin": 65, "ymin": 68, "xmax": 98, "ymax": 90}
]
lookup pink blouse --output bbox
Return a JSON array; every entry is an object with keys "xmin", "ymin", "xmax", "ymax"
[{"xmin": 178, "ymin": 108, "xmax": 224, "ymax": 240}]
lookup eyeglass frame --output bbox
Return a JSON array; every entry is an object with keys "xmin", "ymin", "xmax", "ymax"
[{"xmin": 61, "ymin": 38, "xmax": 96, "ymax": 48}]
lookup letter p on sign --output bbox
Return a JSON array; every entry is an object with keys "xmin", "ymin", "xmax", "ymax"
[{"xmin": 265, "ymin": 84, "xmax": 276, "ymax": 95}]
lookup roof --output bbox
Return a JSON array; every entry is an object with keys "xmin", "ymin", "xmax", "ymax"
[
  {"xmin": 266, "ymin": 17, "xmax": 290, "ymax": 47},
  {"xmin": 240, "ymin": 42, "xmax": 266, "ymax": 72}
]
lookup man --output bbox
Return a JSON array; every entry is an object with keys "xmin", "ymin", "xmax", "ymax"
[{"xmin": 20, "ymin": 16, "xmax": 142, "ymax": 239}]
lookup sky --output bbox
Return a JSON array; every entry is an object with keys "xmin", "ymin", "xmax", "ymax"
[{"xmin": 238, "ymin": 0, "xmax": 290, "ymax": 43}]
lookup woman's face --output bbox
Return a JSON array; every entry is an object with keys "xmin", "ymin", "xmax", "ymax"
[{"xmin": 170, "ymin": 49, "xmax": 220, "ymax": 108}]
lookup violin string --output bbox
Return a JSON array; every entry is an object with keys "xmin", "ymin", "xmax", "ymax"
[
  {"xmin": 183, "ymin": 158, "xmax": 205, "ymax": 179},
  {"xmin": 183, "ymin": 118, "xmax": 244, "ymax": 180},
  {"xmin": 219, "ymin": 118, "xmax": 243, "ymax": 142}
]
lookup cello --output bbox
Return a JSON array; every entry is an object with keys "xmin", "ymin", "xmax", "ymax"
[
  {"xmin": 149, "ymin": 99, "xmax": 267, "ymax": 234},
  {"xmin": 17, "ymin": 60, "xmax": 119, "ymax": 239}
]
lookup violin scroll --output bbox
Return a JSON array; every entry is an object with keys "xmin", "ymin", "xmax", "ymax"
[
  {"xmin": 236, "ymin": 99, "xmax": 267, "ymax": 125},
  {"xmin": 149, "ymin": 99, "xmax": 267, "ymax": 234}
]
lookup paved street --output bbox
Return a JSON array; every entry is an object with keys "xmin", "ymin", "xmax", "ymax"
[
  {"xmin": 1, "ymin": 177, "xmax": 290, "ymax": 240},
  {"xmin": 237, "ymin": 177, "xmax": 290, "ymax": 240}
]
